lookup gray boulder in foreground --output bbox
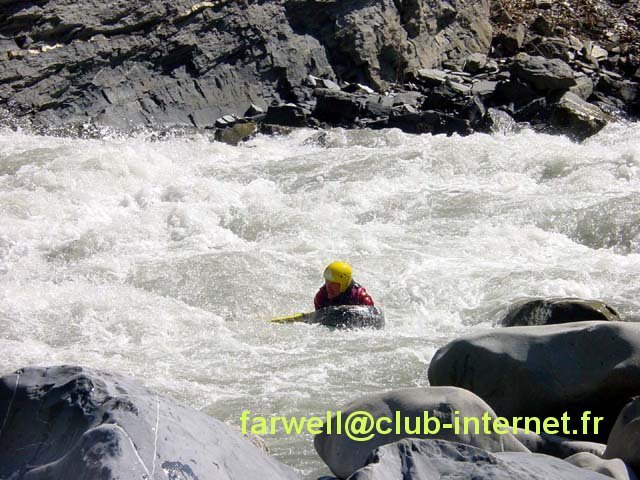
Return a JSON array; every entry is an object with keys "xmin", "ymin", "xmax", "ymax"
[
  {"xmin": 566, "ymin": 452, "xmax": 638, "ymax": 480},
  {"xmin": 604, "ymin": 397, "xmax": 640, "ymax": 473},
  {"xmin": 428, "ymin": 321, "xmax": 640, "ymax": 441},
  {"xmin": 0, "ymin": 365, "xmax": 299, "ymax": 480},
  {"xmin": 500, "ymin": 297, "xmax": 621, "ymax": 327},
  {"xmin": 314, "ymin": 386, "xmax": 528, "ymax": 479},
  {"xmin": 347, "ymin": 438, "xmax": 612, "ymax": 480},
  {"xmin": 514, "ymin": 430, "xmax": 606, "ymax": 458}
]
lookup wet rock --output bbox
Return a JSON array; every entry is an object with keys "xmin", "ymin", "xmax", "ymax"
[
  {"xmin": 550, "ymin": 91, "xmax": 614, "ymax": 140},
  {"xmin": 387, "ymin": 110, "xmax": 472, "ymax": 136},
  {"xmin": 566, "ymin": 452, "xmax": 638, "ymax": 480},
  {"xmin": 428, "ymin": 321, "xmax": 640, "ymax": 443},
  {"xmin": 312, "ymin": 89, "xmax": 363, "ymax": 124},
  {"xmin": 349, "ymin": 439, "xmax": 612, "ymax": 480},
  {"xmin": 511, "ymin": 54, "xmax": 577, "ymax": 91},
  {"xmin": 313, "ymin": 387, "xmax": 528, "ymax": 479},
  {"xmin": 479, "ymin": 108, "xmax": 517, "ymax": 134},
  {"xmin": 214, "ymin": 122, "xmax": 257, "ymax": 146},
  {"xmin": 245, "ymin": 103, "xmax": 266, "ymax": 117},
  {"xmin": 0, "ymin": 366, "xmax": 299, "ymax": 480},
  {"xmin": 604, "ymin": 397, "xmax": 640, "ymax": 473},
  {"xmin": 500, "ymin": 297, "xmax": 622, "ymax": 327},
  {"xmin": 264, "ymin": 103, "xmax": 309, "ymax": 128}
]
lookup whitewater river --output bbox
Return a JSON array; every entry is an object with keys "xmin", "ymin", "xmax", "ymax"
[{"xmin": 1, "ymin": 124, "xmax": 640, "ymax": 477}]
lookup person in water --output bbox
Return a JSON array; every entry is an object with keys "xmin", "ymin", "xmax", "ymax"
[{"xmin": 314, "ymin": 261, "xmax": 375, "ymax": 310}]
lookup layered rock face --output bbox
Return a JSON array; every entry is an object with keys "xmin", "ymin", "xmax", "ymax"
[{"xmin": 0, "ymin": 0, "xmax": 491, "ymax": 130}]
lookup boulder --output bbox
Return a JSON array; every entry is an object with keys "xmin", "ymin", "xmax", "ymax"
[
  {"xmin": 566, "ymin": 452, "xmax": 638, "ymax": 480},
  {"xmin": 525, "ymin": 36, "xmax": 572, "ymax": 63},
  {"xmin": 348, "ymin": 438, "xmax": 612, "ymax": 480},
  {"xmin": 214, "ymin": 122, "xmax": 258, "ymax": 146},
  {"xmin": 0, "ymin": 366, "xmax": 299, "ymax": 480},
  {"xmin": 494, "ymin": 23, "xmax": 526, "ymax": 56},
  {"xmin": 264, "ymin": 103, "xmax": 310, "ymax": 128},
  {"xmin": 313, "ymin": 386, "xmax": 528, "ymax": 479},
  {"xmin": 570, "ymin": 75, "xmax": 595, "ymax": 100},
  {"xmin": 511, "ymin": 54, "xmax": 577, "ymax": 91},
  {"xmin": 604, "ymin": 397, "xmax": 640, "ymax": 472},
  {"xmin": 494, "ymin": 79, "xmax": 538, "ymax": 108},
  {"xmin": 414, "ymin": 68, "xmax": 448, "ymax": 86},
  {"xmin": 585, "ymin": 43, "xmax": 609, "ymax": 64},
  {"xmin": 464, "ymin": 53, "xmax": 488, "ymax": 74},
  {"xmin": 514, "ymin": 431, "xmax": 606, "ymax": 458},
  {"xmin": 478, "ymin": 108, "xmax": 517, "ymax": 134},
  {"xmin": 500, "ymin": 297, "xmax": 622, "ymax": 327},
  {"xmin": 313, "ymin": 89, "xmax": 363, "ymax": 124},
  {"xmin": 428, "ymin": 321, "xmax": 640, "ymax": 442},
  {"xmin": 391, "ymin": 91, "xmax": 424, "ymax": 108},
  {"xmin": 531, "ymin": 16, "xmax": 553, "ymax": 36},
  {"xmin": 361, "ymin": 95, "xmax": 394, "ymax": 119},
  {"xmin": 596, "ymin": 76, "xmax": 640, "ymax": 114},
  {"xmin": 550, "ymin": 92, "xmax": 615, "ymax": 140},
  {"xmin": 472, "ymin": 80, "xmax": 499, "ymax": 98},
  {"xmin": 513, "ymin": 97, "xmax": 550, "ymax": 123},
  {"xmin": 387, "ymin": 110, "xmax": 472, "ymax": 136}
]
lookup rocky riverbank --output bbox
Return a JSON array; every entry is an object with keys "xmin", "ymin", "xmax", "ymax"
[
  {"xmin": 2, "ymin": 298, "xmax": 640, "ymax": 480},
  {"xmin": 1, "ymin": 0, "xmax": 638, "ymax": 141}
]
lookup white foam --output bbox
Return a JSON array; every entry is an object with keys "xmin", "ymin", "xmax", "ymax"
[{"xmin": 1, "ymin": 125, "xmax": 640, "ymax": 476}]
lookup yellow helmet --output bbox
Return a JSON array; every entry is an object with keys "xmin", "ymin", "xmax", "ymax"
[{"xmin": 324, "ymin": 261, "xmax": 353, "ymax": 293}]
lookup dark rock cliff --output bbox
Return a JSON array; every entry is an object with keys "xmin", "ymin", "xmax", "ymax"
[{"xmin": 0, "ymin": 0, "xmax": 491, "ymax": 130}]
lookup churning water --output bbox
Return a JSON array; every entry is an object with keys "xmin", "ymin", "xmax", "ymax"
[{"xmin": 1, "ymin": 124, "xmax": 640, "ymax": 477}]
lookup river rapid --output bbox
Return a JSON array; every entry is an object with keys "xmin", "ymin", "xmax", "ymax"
[{"xmin": 1, "ymin": 124, "xmax": 640, "ymax": 477}]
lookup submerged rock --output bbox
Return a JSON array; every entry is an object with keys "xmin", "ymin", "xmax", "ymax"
[
  {"xmin": 0, "ymin": 366, "xmax": 299, "ymax": 480},
  {"xmin": 500, "ymin": 297, "xmax": 622, "ymax": 327}
]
